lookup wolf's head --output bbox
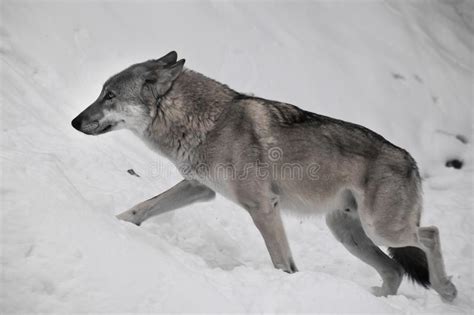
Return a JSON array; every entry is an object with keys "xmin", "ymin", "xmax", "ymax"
[{"xmin": 71, "ymin": 51, "xmax": 185, "ymax": 136}]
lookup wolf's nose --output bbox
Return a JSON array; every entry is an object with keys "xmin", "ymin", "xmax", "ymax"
[{"xmin": 71, "ymin": 116, "xmax": 82, "ymax": 131}]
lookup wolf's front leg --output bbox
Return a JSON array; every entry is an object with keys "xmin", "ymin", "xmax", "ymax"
[
  {"xmin": 245, "ymin": 199, "xmax": 298, "ymax": 273},
  {"xmin": 116, "ymin": 179, "xmax": 215, "ymax": 226}
]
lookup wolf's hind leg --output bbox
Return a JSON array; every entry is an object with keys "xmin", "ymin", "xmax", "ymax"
[
  {"xmin": 116, "ymin": 179, "xmax": 215, "ymax": 226},
  {"xmin": 360, "ymin": 174, "xmax": 457, "ymax": 302},
  {"xmin": 417, "ymin": 226, "xmax": 457, "ymax": 302},
  {"xmin": 326, "ymin": 208, "xmax": 403, "ymax": 296}
]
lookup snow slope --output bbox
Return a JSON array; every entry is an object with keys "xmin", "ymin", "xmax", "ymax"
[{"xmin": 1, "ymin": 0, "xmax": 473, "ymax": 313}]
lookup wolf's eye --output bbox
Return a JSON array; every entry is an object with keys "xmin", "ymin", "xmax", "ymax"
[{"xmin": 105, "ymin": 91, "xmax": 115, "ymax": 101}]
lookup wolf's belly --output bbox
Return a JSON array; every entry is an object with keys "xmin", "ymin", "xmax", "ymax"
[
  {"xmin": 187, "ymin": 157, "xmax": 360, "ymax": 215},
  {"xmin": 277, "ymin": 179, "xmax": 358, "ymax": 215}
]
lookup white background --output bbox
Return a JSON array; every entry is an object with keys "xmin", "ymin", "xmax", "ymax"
[{"xmin": 1, "ymin": 0, "xmax": 473, "ymax": 313}]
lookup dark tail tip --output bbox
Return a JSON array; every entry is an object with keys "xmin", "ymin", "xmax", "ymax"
[{"xmin": 388, "ymin": 246, "xmax": 431, "ymax": 288}]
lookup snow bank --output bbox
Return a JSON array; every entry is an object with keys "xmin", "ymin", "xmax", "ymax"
[{"xmin": 1, "ymin": 0, "xmax": 472, "ymax": 313}]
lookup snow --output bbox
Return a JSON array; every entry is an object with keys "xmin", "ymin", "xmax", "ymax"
[{"xmin": 1, "ymin": 0, "xmax": 473, "ymax": 313}]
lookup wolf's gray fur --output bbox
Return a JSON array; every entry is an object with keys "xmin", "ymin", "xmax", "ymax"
[{"xmin": 72, "ymin": 51, "xmax": 457, "ymax": 302}]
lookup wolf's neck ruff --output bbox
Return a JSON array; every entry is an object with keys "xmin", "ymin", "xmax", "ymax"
[{"xmin": 142, "ymin": 69, "xmax": 237, "ymax": 162}]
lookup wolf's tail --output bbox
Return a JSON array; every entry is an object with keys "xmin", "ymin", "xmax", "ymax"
[{"xmin": 388, "ymin": 246, "xmax": 430, "ymax": 288}]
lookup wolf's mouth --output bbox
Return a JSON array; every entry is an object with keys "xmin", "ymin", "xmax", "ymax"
[
  {"xmin": 93, "ymin": 120, "xmax": 125, "ymax": 135},
  {"xmin": 78, "ymin": 120, "xmax": 125, "ymax": 135},
  {"xmin": 99, "ymin": 123, "xmax": 114, "ymax": 133},
  {"xmin": 95, "ymin": 122, "xmax": 116, "ymax": 134},
  {"xmin": 81, "ymin": 121, "xmax": 114, "ymax": 135}
]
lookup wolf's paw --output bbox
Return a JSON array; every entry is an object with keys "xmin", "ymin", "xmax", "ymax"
[
  {"xmin": 370, "ymin": 286, "xmax": 389, "ymax": 297},
  {"xmin": 370, "ymin": 277, "xmax": 401, "ymax": 297},
  {"xmin": 116, "ymin": 209, "xmax": 142, "ymax": 226},
  {"xmin": 370, "ymin": 284, "xmax": 399, "ymax": 297},
  {"xmin": 435, "ymin": 278, "xmax": 457, "ymax": 303}
]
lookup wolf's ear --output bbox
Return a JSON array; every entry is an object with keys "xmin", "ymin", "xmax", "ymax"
[
  {"xmin": 159, "ymin": 59, "xmax": 185, "ymax": 83},
  {"xmin": 155, "ymin": 51, "xmax": 178, "ymax": 65},
  {"xmin": 142, "ymin": 59, "xmax": 186, "ymax": 98}
]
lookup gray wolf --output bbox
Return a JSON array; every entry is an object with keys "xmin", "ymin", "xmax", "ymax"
[{"xmin": 71, "ymin": 51, "xmax": 457, "ymax": 302}]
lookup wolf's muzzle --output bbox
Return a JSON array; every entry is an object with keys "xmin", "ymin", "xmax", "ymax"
[{"xmin": 71, "ymin": 115, "xmax": 100, "ymax": 135}]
